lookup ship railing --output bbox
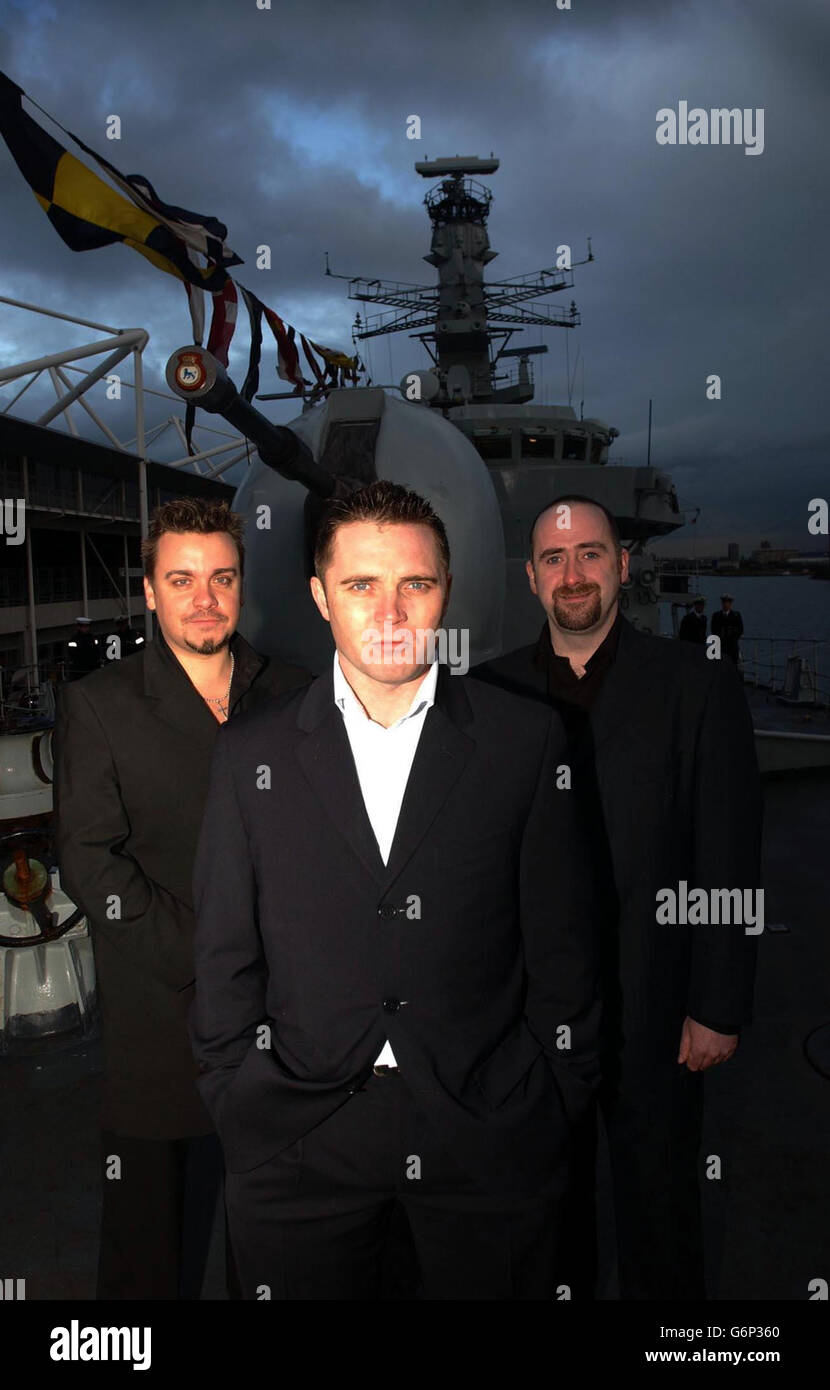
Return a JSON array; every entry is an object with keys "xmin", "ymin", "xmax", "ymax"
[
  {"xmin": 0, "ymin": 662, "xmax": 58, "ymax": 731},
  {"xmin": 740, "ymin": 637, "xmax": 829, "ymax": 707}
]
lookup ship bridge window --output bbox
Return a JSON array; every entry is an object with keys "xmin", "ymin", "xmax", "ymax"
[
  {"xmin": 563, "ymin": 433, "xmax": 587, "ymax": 461},
  {"xmin": 472, "ymin": 432, "xmax": 513, "ymax": 460},
  {"xmin": 520, "ymin": 429, "xmax": 555, "ymax": 460},
  {"xmin": 590, "ymin": 437, "xmax": 605, "ymax": 464}
]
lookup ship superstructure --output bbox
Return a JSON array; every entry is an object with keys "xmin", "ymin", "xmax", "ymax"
[{"xmin": 335, "ymin": 156, "xmax": 684, "ymax": 639}]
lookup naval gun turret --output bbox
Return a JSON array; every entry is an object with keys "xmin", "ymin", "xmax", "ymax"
[{"xmin": 165, "ymin": 344, "xmax": 506, "ymax": 674}]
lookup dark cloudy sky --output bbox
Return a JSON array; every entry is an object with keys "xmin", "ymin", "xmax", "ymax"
[{"xmin": 1, "ymin": 0, "xmax": 827, "ymax": 552}]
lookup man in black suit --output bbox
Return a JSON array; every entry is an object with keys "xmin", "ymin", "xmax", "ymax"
[
  {"xmin": 190, "ymin": 480, "xmax": 600, "ymax": 1300},
  {"xmin": 678, "ymin": 597, "xmax": 707, "ymax": 644},
  {"xmin": 472, "ymin": 495, "xmax": 761, "ymax": 1300},
  {"xmin": 711, "ymin": 593, "xmax": 744, "ymax": 664},
  {"xmin": 54, "ymin": 498, "xmax": 308, "ymax": 1299}
]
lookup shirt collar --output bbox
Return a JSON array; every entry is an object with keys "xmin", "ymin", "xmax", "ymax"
[
  {"xmin": 155, "ymin": 623, "xmax": 264, "ymax": 693},
  {"xmin": 333, "ymin": 651, "xmax": 439, "ymax": 728},
  {"xmin": 534, "ymin": 606, "xmax": 623, "ymax": 675}
]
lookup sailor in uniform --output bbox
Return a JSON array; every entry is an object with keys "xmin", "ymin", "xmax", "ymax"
[
  {"xmin": 65, "ymin": 616, "xmax": 101, "ymax": 680},
  {"xmin": 103, "ymin": 613, "xmax": 144, "ymax": 662},
  {"xmin": 678, "ymin": 597, "xmax": 707, "ymax": 644},
  {"xmin": 711, "ymin": 594, "xmax": 744, "ymax": 664}
]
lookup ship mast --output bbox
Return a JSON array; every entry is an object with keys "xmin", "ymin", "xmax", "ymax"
[{"xmin": 327, "ymin": 155, "xmax": 592, "ymax": 408}]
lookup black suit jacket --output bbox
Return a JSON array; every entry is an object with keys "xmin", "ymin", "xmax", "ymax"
[
  {"xmin": 53, "ymin": 629, "xmax": 309, "ymax": 1138},
  {"xmin": 678, "ymin": 611, "xmax": 707, "ymax": 644},
  {"xmin": 190, "ymin": 667, "xmax": 601, "ymax": 1191},
  {"xmin": 472, "ymin": 618, "xmax": 762, "ymax": 1048},
  {"xmin": 711, "ymin": 608, "xmax": 744, "ymax": 657}
]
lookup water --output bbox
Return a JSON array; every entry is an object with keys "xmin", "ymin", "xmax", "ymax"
[
  {"xmin": 660, "ymin": 575, "xmax": 829, "ymax": 644},
  {"xmin": 660, "ymin": 574, "xmax": 829, "ymax": 701}
]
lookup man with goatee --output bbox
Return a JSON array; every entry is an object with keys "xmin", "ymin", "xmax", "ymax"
[
  {"xmin": 54, "ymin": 498, "xmax": 308, "ymax": 1299},
  {"xmin": 473, "ymin": 495, "xmax": 761, "ymax": 1300}
]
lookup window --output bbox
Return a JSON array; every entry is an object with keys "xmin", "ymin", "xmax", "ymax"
[
  {"xmin": 521, "ymin": 432, "xmax": 556, "ymax": 460},
  {"xmin": 124, "ymin": 478, "xmax": 140, "ymax": 519},
  {"xmin": 81, "ymin": 471, "xmax": 122, "ymax": 516},
  {"xmin": 472, "ymin": 433, "xmax": 513, "ymax": 460},
  {"xmin": 562, "ymin": 433, "xmax": 587, "ymax": 461},
  {"xmin": 0, "ymin": 458, "xmax": 23, "ymax": 497},
  {"xmin": 28, "ymin": 459, "xmax": 78, "ymax": 509}
]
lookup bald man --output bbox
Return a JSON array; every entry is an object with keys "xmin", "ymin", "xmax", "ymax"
[{"xmin": 473, "ymin": 494, "xmax": 761, "ymax": 1300}]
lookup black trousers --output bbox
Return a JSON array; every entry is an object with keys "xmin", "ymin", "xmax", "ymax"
[
  {"xmin": 224, "ymin": 1072, "xmax": 567, "ymax": 1300},
  {"xmin": 557, "ymin": 1049, "xmax": 705, "ymax": 1300},
  {"xmin": 97, "ymin": 1129, "xmax": 224, "ymax": 1300}
]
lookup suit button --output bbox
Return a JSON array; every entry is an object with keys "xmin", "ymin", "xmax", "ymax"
[
  {"xmin": 382, "ymin": 997, "xmax": 400, "ymax": 1013},
  {"xmin": 377, "ymin": 904, "xmax": 398, "ymax": 920}
]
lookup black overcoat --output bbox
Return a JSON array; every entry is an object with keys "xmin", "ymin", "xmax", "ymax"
[
  {"xmin": 472, "ymin": 618, "xmax": 762, "ymax": 1048},
  {"xmin": 53, "ymin": 629, "xmax": 309, "ymax": 1137}
]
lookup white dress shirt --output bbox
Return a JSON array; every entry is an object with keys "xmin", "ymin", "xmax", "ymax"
[{"xmin": 333, "ymin": 652, "xmax": 439, "ymax": 1066}]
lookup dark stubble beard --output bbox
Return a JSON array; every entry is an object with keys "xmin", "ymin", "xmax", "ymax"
[
  {"xmin": 551, "ymin": 583, "xmax": 603, "ymax": 631},
  {"xmin": 183, "ymin": 629, "xmax": 231, "ymax": 656}
]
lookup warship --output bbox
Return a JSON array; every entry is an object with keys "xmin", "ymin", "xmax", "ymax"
[
  {"xmin": 202, "ymin": 155, "xmax": 683, "ymax": 675},
  {"xmin": 1, "ymin": 154, "xmax": 827, "ymax": 1304},
  {"xmin": 333, "ymin": 155, "xmax": 682, "ymax": 642},
  {"xmin": 167, "ymin": 153, "xmax": 829, "ymax": 765}
]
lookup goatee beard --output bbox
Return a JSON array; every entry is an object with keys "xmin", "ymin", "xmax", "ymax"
[
  {"xmin": 183, "ymin": 630, "xmax": 230, "ymax": 656},
  {"xmin": 552, "ymin": 585, "xmax": 602, "ymax": 631}
]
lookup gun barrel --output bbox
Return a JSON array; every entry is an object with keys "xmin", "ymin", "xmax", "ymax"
[{"xmin": 165, "ymin": 346, "xmax": 336, "ymax": 498}]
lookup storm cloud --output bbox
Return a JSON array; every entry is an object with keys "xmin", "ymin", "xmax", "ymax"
[{"xmin": 1, "ymin": 0, "xmax": 827, "ymax": 551}]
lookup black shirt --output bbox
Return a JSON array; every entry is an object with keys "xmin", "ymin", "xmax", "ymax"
[
  {"xmin": 532, "ymin": 607, "xmax": 739, "ymax": 1037},
  {"xmin": 532, "ymin": 608, "xmax": 622, "ymax": 741}
]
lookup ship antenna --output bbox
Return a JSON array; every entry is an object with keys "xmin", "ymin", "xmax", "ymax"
[{"xmin": 572, "ymin": 344, "xmax": 582, "ymax": 407}]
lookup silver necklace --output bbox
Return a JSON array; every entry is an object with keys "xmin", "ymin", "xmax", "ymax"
[{"xmin": 202, "ymin": 652, "xmax": 234, "ymax": 717}]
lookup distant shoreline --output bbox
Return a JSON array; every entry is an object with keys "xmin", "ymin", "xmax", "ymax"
[{"xmin": 659, "ymin": 569, "xmax": 828, "ymax": 579}]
